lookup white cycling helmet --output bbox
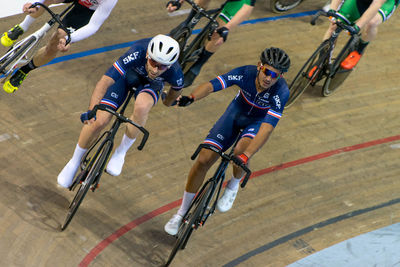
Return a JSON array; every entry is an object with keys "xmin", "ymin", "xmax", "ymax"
[{"xmin": 147, "ymin": 34, "xmax": 180, "ymax": 65}]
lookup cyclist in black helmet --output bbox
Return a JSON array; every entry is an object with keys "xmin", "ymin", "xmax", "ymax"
[{"xmin": 164, "ymin": 47, "xmax": 290, "ymax": 235}]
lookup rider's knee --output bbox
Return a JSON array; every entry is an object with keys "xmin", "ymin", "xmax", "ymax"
[
  {"xmin": 196, "ymin": 151, "xmax": 215, "ymax": 169},
  {"xmin": 133, "ymin": 103, "xmax": 151, "ymax": 119},
  {"xmin": 91, "ymin": 115, "xmax": 110, "ymax": 132}
]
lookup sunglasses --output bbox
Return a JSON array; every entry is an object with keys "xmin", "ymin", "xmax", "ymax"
[
  {"xmin": 147, "ymin": 57, "xmax": 169, "ymax": 70},
  {"xmin": 260, "ymin": 65, "xmax": 280, "ymax": 79}
]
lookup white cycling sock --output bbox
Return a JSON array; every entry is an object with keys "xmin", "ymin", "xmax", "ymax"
[
  {"xmin": 177, "ymin": 191, "xmax": 196, "ymax": 217},
  {"xmin": 57, "ymin": 144, "xmax": 87, "ymax": 188},
  {"xmin": 115, "ymin": 134, "xmax": 136, "ymax": 156},
  {"xmin": 19, "ymin": 15, "xmax": 36, "ymax": 32},
  {"xmin": 71, "ymin": 144, "xmax": 87, "ymax": 163},
  {"xmin": 226, "ymin": 175, "xmax": 242, "ymax": 191}
]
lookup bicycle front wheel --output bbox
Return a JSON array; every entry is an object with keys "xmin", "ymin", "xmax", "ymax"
[
  {"xmin": 286, "ymin": 41, "xmax": 330, "ymax": 107},
  {"xmin": 321, "ymin": 49, "xmax": 353, "ymax": 97},
  {"xmin": 61, "ymin": 141, "xmax": 111, "ymax": 231},
  {"xmin": 0, "ymin": 36, "xmax": 36, "ymax": 76},
  {"xmin": 269, "ymin": 0, "xmax": 303, "ymax": 13},
  {"xmin": 165, "ymin": 182, "xmax": 212, "ymax": 266}
]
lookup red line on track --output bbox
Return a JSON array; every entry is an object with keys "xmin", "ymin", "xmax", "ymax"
[{"xmin": 79, "ymin": 134, "xmax": 400, "ymax": 266}]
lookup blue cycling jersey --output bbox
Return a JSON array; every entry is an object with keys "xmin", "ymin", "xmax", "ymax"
[
  {"xmin": 209, "ymin": 65, "xmax": 289, "ymax": 127},
  {"xmin": 105, "ymin": 38, "xmax": 184, "ymax": 90}
]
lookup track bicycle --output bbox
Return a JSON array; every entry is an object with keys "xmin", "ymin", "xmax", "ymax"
[
  {"xmin": 61, "ymin": 89, "xmax": 149, "ymax": 231},
  {"xmin": 168, "ymin": 0, "xmax": 227, "ymax": 76},
  {"xmin": 286, "ymin": 10, "xmax": 360, "ymax": 107},
  {"xmin": 269, "ymin": 0, "xmax": 304, "ymax": 13},
  {"xmin": 165, "ymin": 132, "xmax": 251, "ymax": 266},
  {"xmin": 0, "ymin": 2, "xmax": 73, "ymax": 80}
]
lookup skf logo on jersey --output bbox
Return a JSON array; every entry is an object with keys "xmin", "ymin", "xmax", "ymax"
[
  {"xmin": 79, "ymin": 0, "xmax": 98, "ymax": 8},
  {"xmin": 228, "ymin": 75, "xmax": 243, "ymax": 81},
  {"xmin": 176, "ymin": 78, "xmax": 183, "ymax": 87},
  {"xmin": 273, "ymin": 95, "xmax": 281, "ymax": 109},
  {"xmin": 123, "ymin": 52, "xmax": 139, "ymax": 64},
  {"xmin": 217, "ymin": 134, "xmax": 224, "ymax": 140}
]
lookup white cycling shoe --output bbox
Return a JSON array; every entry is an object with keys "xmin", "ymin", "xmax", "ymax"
[
  {"xmin": 57, "ymin": 160, "xmax": 79, "ymax": 188},
  {"xmin": 106, "ymin": 152, "xmax": 125, "ymax": 176},
  {"xmin": 217, "ymin": 187, "xmax": 239, "ymax": 213},
  {"xmin": 164, "ymin": 214, "xmax": 183, "ymax": 235}
]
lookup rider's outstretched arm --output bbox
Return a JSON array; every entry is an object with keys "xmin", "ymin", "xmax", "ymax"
[
  {"xmin": 190, "ymin": 82, "xmax": 214, "ymax": 100},
  {"xmin": 223, "ymin": 4, "xmax": 254, "ymax": 30},
  {"xmin": 163, "ymin": 87, "xmax": 182, "ymax": 106},
  {"xmin": 68, "ymin": 0, "xmax": 118, "ymax": 43}
]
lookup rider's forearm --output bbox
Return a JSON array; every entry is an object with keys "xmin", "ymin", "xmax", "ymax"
[
  {"xmin": 329, "ymin": 0, "xmax": 342, "ymax": 11},
  {"xmin": 191, "ymin": 82, "xmax": 214, "ymax": 101},
  {"xmin": 89, "ymin": 75, "xmax": 115, "ymax": 109},
  {"xmin": 243, "ymin": 123, "xmax": 274, "ymax": 158},
  {"xmin": 355, "ymin": 0, "xmax": 385, "ymax": 28},
  {"xmin": 224, "ymin": 5, "xmax": 253, "ymax": 30},
  {"xmin": 163, "ymin": 88, "xmax": 182, "ymax": 106},
  {"xmin": 69, "ymin": 0, "xmax": 117, "ymax": 43}
]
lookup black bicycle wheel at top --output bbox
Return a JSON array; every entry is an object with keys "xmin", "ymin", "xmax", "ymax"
[
  {"xmin": 165, "ymin": 182, "xmax": 212, "ymax": 266},
  {"xmin": 270, "ymin": 0, "xmax": 303, "ymax": 13},
  {"xmin": 172, "ymin": 27, "xmax": 192, "ymax": 66},
  {"xmin": 286, "ymin": 41, "xmax": 330, "ymax": 107},
  {"xmin": 61, "ymin": 141, "xmax": 111, "ymax": 231}
]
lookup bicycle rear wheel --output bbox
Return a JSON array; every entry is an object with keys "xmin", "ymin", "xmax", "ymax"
[
  {"xmin": 165, "ymin": 182, "xmax": 212, "ymax": 266},
  {"xmin": 61, "ymin": 141, "xmax": 111, "ymax": 231},
  {"xmin": 171, "ymin": 27, "xmax": 191, "ymax": 64},
  {"xmin": 269, "ymin": 0, "xmax": 303, "ymax": 13},
  {"xmin": 286, "ymin": 41, "xmax": 330, "ymax": 108}
]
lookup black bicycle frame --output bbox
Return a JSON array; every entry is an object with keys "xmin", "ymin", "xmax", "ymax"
[
  {"xmin": 170, "ymin": 0, "xmax": 226, "ymax": 67},
  {"xmin": 187, "ymin": 131, "xmax": 251, "ymax": 227},
  {"xmin": 79, "ymin": 89, "xmax": 149, "ymax": 184},
  {"xmin": 312, "ymin": 10, "xmax": 360, "ymax": 80}
]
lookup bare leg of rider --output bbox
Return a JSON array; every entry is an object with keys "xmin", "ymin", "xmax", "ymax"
[
  {"xmin": 57, "ymin": 110, "xmax": 113, "ymax": 188},
  {"xmin": 106, "ymin": 92, "xmax": 154, "ymax": 176}
]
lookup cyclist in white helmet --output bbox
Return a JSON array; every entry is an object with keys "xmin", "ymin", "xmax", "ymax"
[{"xmin": 57, "ymin": 34, "xmax": 184, "ymax": 188}]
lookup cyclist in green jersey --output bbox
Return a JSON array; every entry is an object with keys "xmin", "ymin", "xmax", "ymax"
[
  {"xmin": 324, "ymin": 0, "xmax": 397, "ymax": 69},
  {"xmin": 167, "ymin": 0, "xmax": 255, "ymax": 87}
]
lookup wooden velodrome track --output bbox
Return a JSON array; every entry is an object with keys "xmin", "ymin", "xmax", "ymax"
[{"xmin": 0, "ymin": 0, "xmax": 399, "ymax": 266}]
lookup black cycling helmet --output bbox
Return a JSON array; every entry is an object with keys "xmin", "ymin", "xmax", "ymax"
[{"xmin": 260, "ymin": 47, "xmax": 290, "ymax": 73}]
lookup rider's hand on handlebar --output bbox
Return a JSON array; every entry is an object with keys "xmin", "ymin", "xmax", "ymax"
[
  {"xmin": 80, "ymin": 110, "xmax": 96, "ymax": 124},
  {"xmin": 177, "ymin": 94, "xmax": 195, "ymax": 107},
  {"xmin": 23, "ymin": 2, "xmax": 39, "ymax": 14},
  {"xmin": 232, "ymin": 153, "xmax": 249, "ymax": 166},
  {"xmin": 166, "ymin": 0, "xmax": 183, "ymax": 12},
  {"xmin": 349, "ymin": 24, "xmax": 361, "ymax": 35},
  {"xmin": 57, "ymin": 37, "xmax": 70, "ymax": 52},
  {"xmin": 216, "ymin": 26, "xmax": 229, "ymax": 42}
]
